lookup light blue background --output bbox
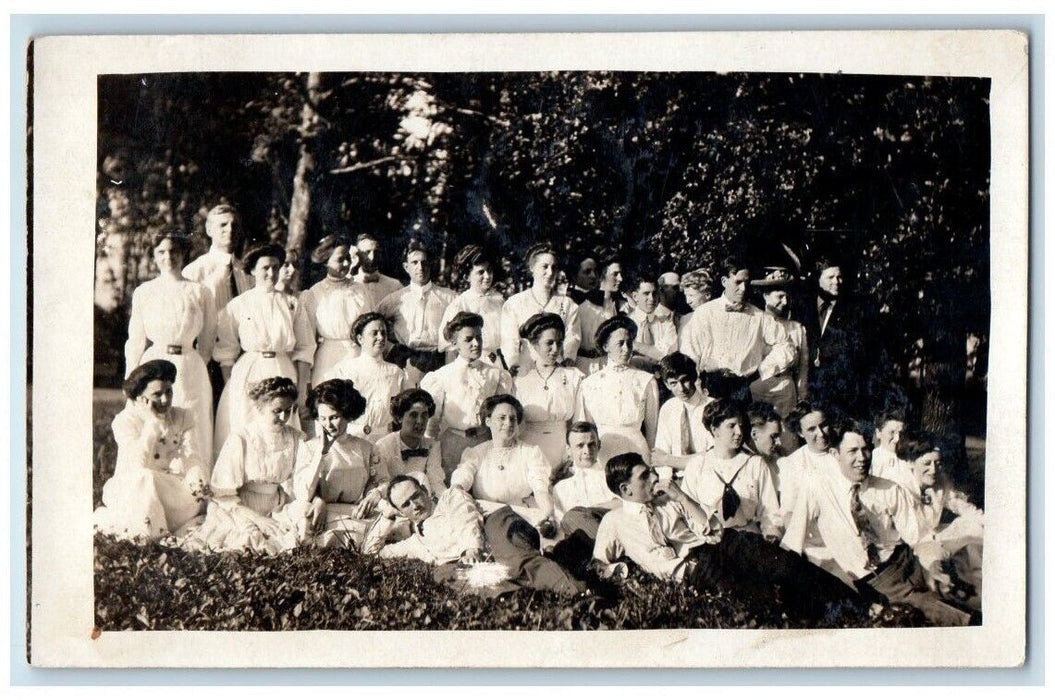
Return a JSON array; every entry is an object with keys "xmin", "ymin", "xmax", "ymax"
[{"xmin": 10, "ymin": 13, "xmax": 1044, "ymax": 685}]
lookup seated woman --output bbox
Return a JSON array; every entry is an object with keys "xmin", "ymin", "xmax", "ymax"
[
  {"xmin": 373, "ymin": 388, "xmax": 446, "ymax": 496},
  {"xmin": 575, "ymin": 314, "xmax": 660, "ymax": 469},
  {"xmin": 897, "ymin": 430, "xmax": 984, "ymax": 611},
  {"xmin": 288, "ymin": 379, "xmax": 384, "ymax": 549},
  {"xmin": 449, "ymin": 394, "xmax": 559, "ymax": 538},
  {"xmin": 325, "ymin": 312, "xmax": 408, "ymax": 442},
  {"xmin": 184, "ymin": 377, "xmax": 302, "ymax": 555},
  {"xmin": 95, "ymin": 360, "xmax": 206, "ymax": 540},
  {"xmin": 513, "ymin": 313, "xmax": 585, "ymax": 468}
]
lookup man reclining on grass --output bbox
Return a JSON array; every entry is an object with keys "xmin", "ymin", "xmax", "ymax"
[
  {"xmin": 592, "ymin": 452, "xmax": 866, "ymax": 622},
  {"xmin": 362, "ymin": 472, "xmax": 586, "ymax": 597}
]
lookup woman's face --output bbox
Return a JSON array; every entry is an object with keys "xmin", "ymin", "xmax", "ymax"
[
  {"xmin": 603, "ymin": 327, "xmax": 633, "ymax": 366},
  {"xmin": 153, "ymin": 239, "xmax": 185, "ymax": 273},
  {"xmin": 912, "ymin": 450, "xmax": 941, "ymax": 488},
  {"xmin": 764, "ymin": 290, "xmax": 789, "ymax": 315},
  {"xmin": 485, "ymin": 402, "xmax": 520, "ymax": 443},
  {"xmin": 683, "ymin": 285, "xmax": 708, "ymax": 309},
  {"xmin": 279, "ymin": 258, "xmax": 298, "ymax": 287},
  {"xmin": 532, "ymin": 327, "xmax": 564, "ymax": 367},
  {"xmin": 798, "ymin": 410, "xmax": 830, "ymax": 453},
  {"xmin": 357, "ymin": 319, "xmax": 388, "ymax": 357},
  {"xmin": 468, "ymin": 263, "xmax": 494, "ymax": 293},
  {"xmin": 252, "ymin": 255, "xmax": 282, "ymax": 288},
  {"xmin": 530, "ymin": 253, "xmax": 558, "ymax": 290},
  {"xmin": 258, "ymin": 395, "xmax": 295, "ymax": 431},
  {"xmin": 401, "ymin": 402, "xmax": 432, "ymax": 440},
  {"xmin": 601, "ymin": 263, "xmax": 624, "ymax": 293},
  {"xmin": 712, "ymin": 416, "xmax": 744, "ymax": 452},
  {"xmin": 316, "ymin": 402, "xmax": 348, "ymax": 438},
  {"xmin": 137, "ymin": 379, "xmax": 173, "ymax": 415},
  {"xmin": 327, "ymin": 245, "xmax": 353, "ymax": 279},
  {"xmin": 453, "ymin": 325, "xmax": 483, "ymax": 362}
]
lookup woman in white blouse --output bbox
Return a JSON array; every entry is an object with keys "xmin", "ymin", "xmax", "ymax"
[
  {"xmin": 439, "ymin": 244, "xmax": 505, "ymax": 367},
  {"xmin": 325, "ymin": 311, "xmax": 408, "ymax": 442},
  {"xmin": 500, "ymin": 241, "xmax": 581, "ymax": 377},
  {"xmin": 575, "ymin": 315, "xmax": 659, "ymax": 469},
  {"xmin": 212, "ymin": 243, "xmax": 314, "ymax": 459},
  {"xmin": 449, "ymin": 394, "xmax": 558, "ymax": 537},
  {"xmin": 513, "ymin": 313, "xmax": 584, "ymax": 468},
  {"xmin": 125, "ymin": 231, "xmax": 217, "ymax": 466},
  {"xmin": 296, "ymin": 235, "xmax": 374, "ymax": 388}
]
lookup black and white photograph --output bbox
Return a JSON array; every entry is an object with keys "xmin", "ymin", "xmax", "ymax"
[{"xmin": 29, "ymin": 31, "xmax": 1028, "ymax": 667}]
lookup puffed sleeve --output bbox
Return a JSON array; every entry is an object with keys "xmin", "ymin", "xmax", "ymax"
[
  {"xmin": 758, "ymin": 313, "xmax": 796, "ymax": 380},
  {"xmin": 561, "ymin": 297, "xmax": 582, "ymax": 361},
  {"xmin": 195, "ymin": 284, "xmax": 218, "ymax": 363},
  {"xmin": 449, "ymin": 443, "xmax": 483, "ymax": 492},
  {"xmin": 679, "ymin": 309, "xmax": 710, "ymax": 369},
  {"xmin": 289, "ymin": 295, "xmax": 316, "ymax": 366},
  {"xmin": 212, "ymin": 298, "xmax": 241, "ymax": 367},
  {"xmin": 111, "ymin": 408, "xmax": 162, "ymax": 472},
  {"xmin": 499, "ymin": 297, "xmax": 522, "ymax": 369},
  {"xmin": 419, "ymin": 369, "xmax": 447, "ymax": 438},
  {"xmin": 211, "ymin": 431, "xmax": 249, "ymax": 500},
  {"xmin": 425, "ymin": 442, "xmax": 447, "ymax": 495},
  {"xmin": 291, "ymin": 438, "xmax": 323, "ymax": 502},
  {"xmin": 642, "ymin": 376, "xmax": 660, "ymax": 449},
  {"xmin": 123, "ymin": 285, "xmax": 148, "ymax": 377}
]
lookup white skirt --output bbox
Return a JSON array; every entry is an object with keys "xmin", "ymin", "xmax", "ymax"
[{"xmin": 214, "ymin": 350, "xmax": 301, "ymax": 461}]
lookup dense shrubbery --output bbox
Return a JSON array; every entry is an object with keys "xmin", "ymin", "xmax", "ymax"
[{"xmin": 94, "ymin": 534, "xmax": 926, "ymax": 631}]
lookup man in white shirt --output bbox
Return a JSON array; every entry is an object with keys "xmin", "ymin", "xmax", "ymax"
[
  {"xmin": 651, "ymin": 352, "xmax": 714, "ymax": 478},
  {"xmin": 554, "ymin": 422, "xmax": 621, "ymax": 532},
  {"xmin": 378, "ymin": 239, "xmax": 457, "ymax": 386},
  {"xmin": 627, "ymin": 275, "xmax": 679, "ymax": 372},
  {"xmin": 182, "ymin": 203, "xmax": 252, "ymax": 406},
  {"xmin": 679, "ymin": 256, "xmax": 796, "ymax": 404},
  {"xmin": 593, "ymin": 452, "xmax": 863, "ymax": 621},
  {"xmin": 351, "ymin": 232, "xmax": 403, "ymax": 307},
  {"xmin": 365, "ymin": 473, "xmax": 586, "ymax": 596},
  {"xmin": 781, "ymin": 421, "xmax": 974, "ymax": 626}
]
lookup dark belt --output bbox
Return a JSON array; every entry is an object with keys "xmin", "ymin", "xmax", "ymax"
[
  {"xmin": 577, "ymin": 347, "xmax": 603, "ymax": 359},
  {"xmin": 166, "ymin": 344, "xmax": 183, "ymax": 355},
  {"xmin": 260, "ymin": 351, "xmax": 277, "ymax": 359}
]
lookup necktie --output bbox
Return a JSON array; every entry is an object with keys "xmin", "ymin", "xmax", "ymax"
[
  {"xmin": 679, "ymin": 404, "xmax": 694, "ymax": 455},
  {"xmin": 724, "ymin": 302, "xmax": 745, "ymax": 313},
  {"xmin": 850, "ymin": 483, "xmax": 882, "ymax": 569},
  {"xmin": 227, "ymin": 261, "xmax": 239, "ymax": 302},
  {"xmin": 715, "ymin": 462, "xmax": 747, "ymax": 521},
  {"xmin": 644, "ymin": 505, "xmax": 667, "ymax": 547},
  {"xmin": 819, "ymin": 300, "xmax": 833, "ymax": 335},
  {"xmin": 321, "ymin": 433, "xmax": 336, "ymax": 455},
  {"xmin": 639, "ymin": 314, "xmax": 655, "ymax": 345},
  {"xmin": 412, "ymin": 290, "xmax": 428, "ymax": 338},
  {"xmin": 402, "ymin": 447, "xmax": 430, "ymax": 461}
]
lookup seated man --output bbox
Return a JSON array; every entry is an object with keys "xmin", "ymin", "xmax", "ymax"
[
  {"xmin": 593, "ymin": 452, "xmax": 864, "ymax": 622},
  {"xmin": 651, "ymin": 352, "xmax": 715, "ymax": 479},
  {"xmin": 553, "ymin": 422, "xmax": 622, "ymax": 535},
  {"xmin": 781, "ymin": 421, "xmax": 975, "ymax": 626},
  {"xmin": 364, "ymin": 473, "xmax": 586, "ymax": 597}
]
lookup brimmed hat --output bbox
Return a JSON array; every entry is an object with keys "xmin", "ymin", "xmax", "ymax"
[{"xmin": 751, "ymin": 266, "xmax": 797, "ymax": 289}]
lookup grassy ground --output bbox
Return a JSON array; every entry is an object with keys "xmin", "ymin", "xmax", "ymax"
[{"xmin": 92, "ymin": 390, "xmax": 959, "ymax": 631}]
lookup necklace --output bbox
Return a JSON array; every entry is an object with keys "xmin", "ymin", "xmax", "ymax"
[
  {"xmin": 529, "ymin": 286, "xmax": 552, "ymax": 310},
  {"xmin": 535, "ymin": 365, "xmax": 559, "ymax": 390}
]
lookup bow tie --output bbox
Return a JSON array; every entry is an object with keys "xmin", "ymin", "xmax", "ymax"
[
  {"xmin": 724, "ymin": 302, "xmax": 746, "ymax": 313},
  {"xmin": 920, "ymin": 488, "xmax": 934, "ymax": 506},
  {"xmin": 402, "ymin": 448, "xmax": 430, "ymax": 460},
  {"xmin": 361, "ymin": 273, "xmax": 380, "ymax": 283}
]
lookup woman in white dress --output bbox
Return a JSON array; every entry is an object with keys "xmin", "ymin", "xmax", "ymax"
[
  {"xmin": 213, "ymin": 243, "xmax": 314, "ymax": 459},
  {"xmin": 325, "ymin": 311, "xmax": 407, "ymax": 442},
  {"xmin": 513, "ymin": 313, "xmax": 584, "ymax": 468},
  {"xmin": 439, "ymin": 244, "xmax": 506, "ymax": 367},
  {"xmin": 125, "ymin": 231, "xmax": 217, "ymax": 465},
  {"xmin": 285, "ymin": 379, "xmax": 385, "ymax": 549},
  {"xmin": 296, "ymin": 235, "xmax": 374, "ymax": 387},
  {"xmin": 575, "ymin": 314, "xmax": 660, "ymax": 468},
  {"xmin": 500, "ymin": 241, "xmax": 581, "ymax": 377},
  {"xmin": 185, "ymin": 377, "xmax": 302, "ymax": 555},
  {"xmin": 449, "ymin": 394, "xmax": 558, "ymax": 537},
  {"xmin": 95, "ymin": 360, "xmax": 206, "ymax": 539}
]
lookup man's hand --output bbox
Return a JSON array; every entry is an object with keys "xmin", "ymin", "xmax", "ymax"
[
  {"xmin": 656, "ymin": 478, "xmax": 688, "ymax": 503},
  {"xmin": 459, "ymin": 548, "xmax": 483, "ymax": 565},
  {"xmin": 352, "ymin": 490, "xmax": 382, "ymax": 519}
]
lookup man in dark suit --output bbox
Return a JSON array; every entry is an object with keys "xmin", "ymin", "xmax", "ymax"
[{"xmin": 800, "ymin": 255, "xmax": 875, "ymax": 418}]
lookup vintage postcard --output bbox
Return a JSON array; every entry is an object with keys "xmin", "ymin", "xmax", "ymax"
[{"xmin": 28, "ymin": 30, "xmax": 1028, "ymax": 667}]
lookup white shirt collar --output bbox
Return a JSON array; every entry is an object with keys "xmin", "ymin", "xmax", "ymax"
[{"xmin": 409, "ymin": 281, "xmax": 434, "ymax": 295}]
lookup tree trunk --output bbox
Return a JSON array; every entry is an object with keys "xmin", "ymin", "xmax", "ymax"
[{"xmin": 286, "ymin": 72, "xmax": 322, "ymax": 252}]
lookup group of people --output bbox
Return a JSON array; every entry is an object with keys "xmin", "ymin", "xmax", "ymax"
[{"xmin": 94, "ymin": 203, "xmax": 983, "ymax": 625}]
